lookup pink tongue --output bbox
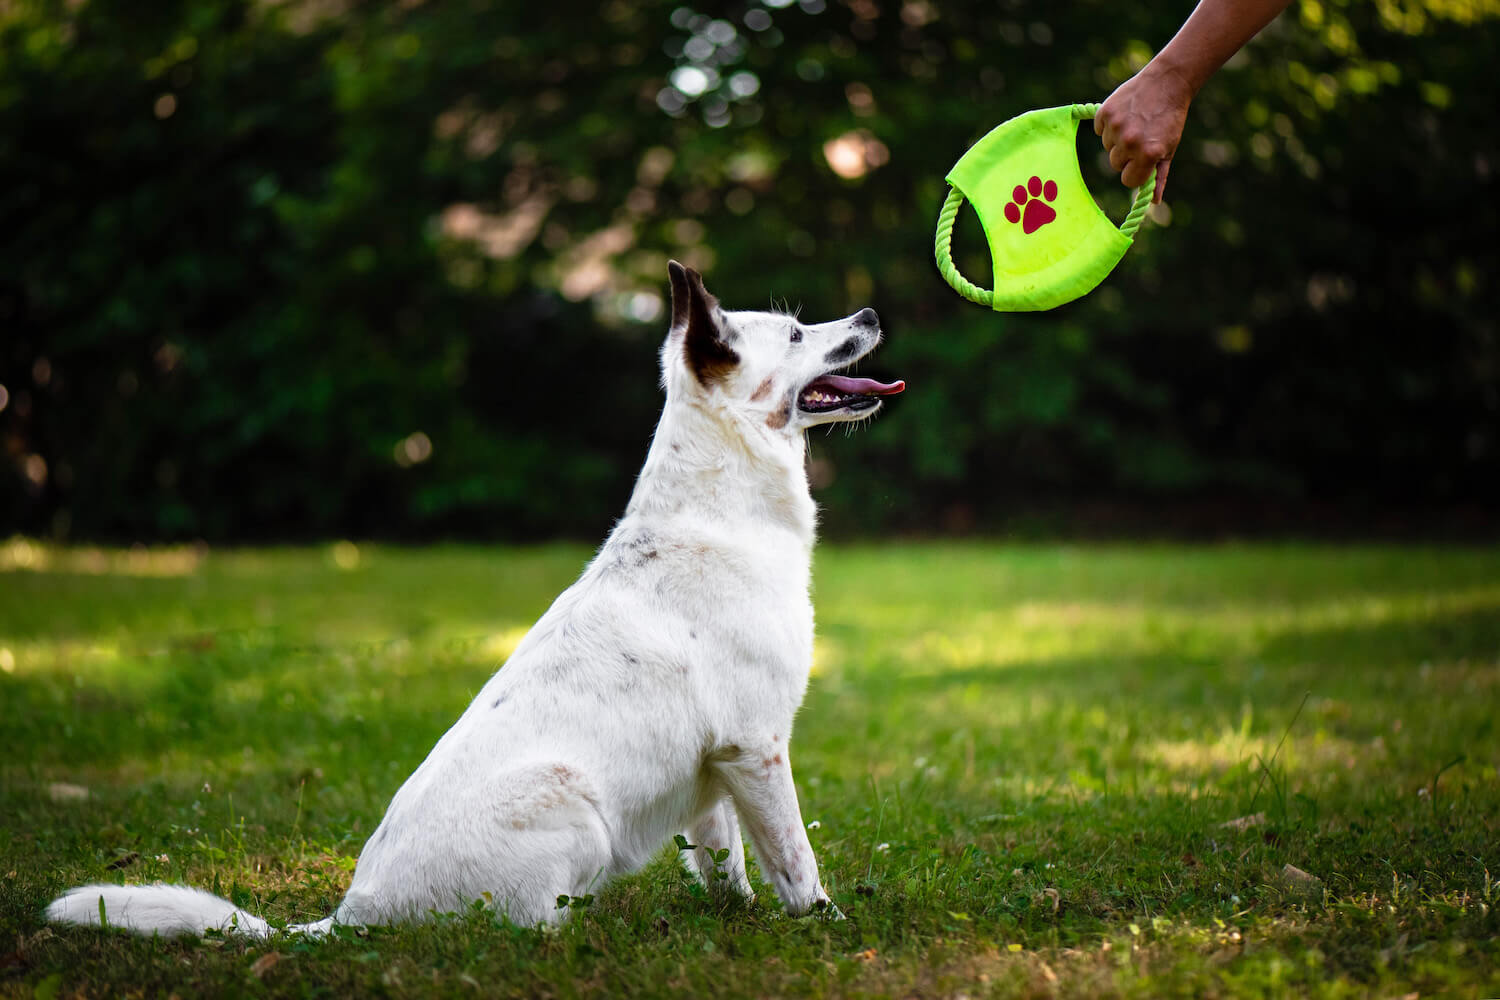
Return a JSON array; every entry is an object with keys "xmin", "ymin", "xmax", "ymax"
[{"xmin": 813, "ymin": 374, "xmax": 905, "ymax": 396}]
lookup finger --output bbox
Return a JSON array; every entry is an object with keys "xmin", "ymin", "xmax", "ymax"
[
  {"xmin": 1093, "ymin": 106, "xmax": 1109, "ymax": 136},
  {"xmin": 1120, "ymin": 156, "xmax": 1153, "ymax": 189},
  {"xmin": 1108, "ymin": 144, "xmax": 1132, "ymax": 174},
  {"xmin": 1153, "ymin": 158, "xmax": 1172, "ymax": 204},
  {"xmin": 1099, "ymin": 118, "xmax": 1121, "ymax": 153}
]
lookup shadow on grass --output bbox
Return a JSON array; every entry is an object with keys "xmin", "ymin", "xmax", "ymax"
[{"xmin": 1254, "ymin": 603, "xmax": 1500, "ymax": 671}]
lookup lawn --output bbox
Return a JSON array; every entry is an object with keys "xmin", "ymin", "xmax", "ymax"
[{"xmin": 2, "ymin": 538, "xmax": 1497, "ymax": 998}]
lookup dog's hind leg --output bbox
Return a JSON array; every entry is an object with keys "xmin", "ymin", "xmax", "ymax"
[
  {"xmin": 491, "ymin": 765, "xmax": 616, "ymax": 927},
  {"xmin": 338, "ymin": 761, "xmax": 613, "ymax": 929},
  {"xmin": 682, "ymin": 796, "xmax": 754, "ymax": 901},
  {"xmin": 488, "ymin": 818, "xmax": 613, "ymax": 928},
  {"xmin": 713, "ymin": 746, "xmax": 839, "ymax": 918}
]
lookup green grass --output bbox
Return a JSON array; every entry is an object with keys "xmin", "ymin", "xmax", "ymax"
[{"xmin": 2, "ymin": 538, "xmax": 1498, "ymax": 998}]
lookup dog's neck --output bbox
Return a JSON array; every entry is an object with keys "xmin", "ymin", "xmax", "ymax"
[{"xmin": 622, "ymin": 394, "xmax": 816, "ymax": 548}]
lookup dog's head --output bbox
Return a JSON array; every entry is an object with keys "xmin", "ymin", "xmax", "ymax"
[{"xmin": 662, "ymin": 261, "xmax": 903, "ymax": 434}]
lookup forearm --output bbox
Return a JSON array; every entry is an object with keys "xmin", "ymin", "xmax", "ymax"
[
  {"xmin": 1150, "ymin": 0, "xmax": 1295, "ymax": 94},
  {"xmin": 1094, "ymin": 0, "xmax": 1294, "ymax": 200}
]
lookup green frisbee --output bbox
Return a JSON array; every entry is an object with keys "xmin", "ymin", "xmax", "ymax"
[{"xmin": 935, "ymin": 103, "xmax": 1154, "ymax": 311}]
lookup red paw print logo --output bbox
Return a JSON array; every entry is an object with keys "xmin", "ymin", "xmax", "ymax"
[{"xmin": 1004, "ymin": 175, "xmax": 1058, "ymax": 235}]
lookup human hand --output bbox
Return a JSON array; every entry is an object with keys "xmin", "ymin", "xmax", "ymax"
[{"xmin": 1094, "ymin": 62, "xmax": 1195, "ymax": 204}]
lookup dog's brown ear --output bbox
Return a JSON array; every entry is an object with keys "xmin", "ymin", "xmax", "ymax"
[{"xmin": 667, "ymin": 260, "xmax": 739, "ymax": 386}]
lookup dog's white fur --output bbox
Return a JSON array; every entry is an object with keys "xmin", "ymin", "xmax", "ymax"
[{"xmin": 47, "ymin": 262, "xmax": 898, "ymax": 937}]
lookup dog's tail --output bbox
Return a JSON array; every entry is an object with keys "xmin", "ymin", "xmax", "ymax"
[{"xmin": 45, "ymin": 883, "xmax": 336, "ymax": 938}]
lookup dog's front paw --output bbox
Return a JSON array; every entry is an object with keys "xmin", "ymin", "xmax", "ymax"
[
  {"xmin": 811, "ymin": 896, "xmax": 846, "ymax": 921},
  {"xmin": 773, "ymin": 894, "xmax": 842, "ymax": 921}
]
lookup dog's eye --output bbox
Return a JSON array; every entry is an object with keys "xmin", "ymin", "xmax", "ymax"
[{"xmin": 789, "ymin": 327, "xmax": 803, "ymax": 344}]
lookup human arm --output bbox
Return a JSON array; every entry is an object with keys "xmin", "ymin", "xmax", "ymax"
[{"xmin": 1095, "ymin": 0, "xmax": 1294, "ymax": 203}]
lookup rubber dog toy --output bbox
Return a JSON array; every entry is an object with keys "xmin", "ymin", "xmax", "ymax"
[{"xmin": 935, "ymin": 103, "xmax": 1153, "ymax": 311}]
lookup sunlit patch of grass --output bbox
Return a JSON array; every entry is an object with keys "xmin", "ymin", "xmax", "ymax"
[
  {"xmin": 1, "ymin": 536, "xmax": 207, "ymax": 576},
  {"xmin": 477, "ymin": 625, "xmax": 533, "ymax": 664},
  {"xmin": 0, "ymin": 638, "xmax": 126, "ymax": 680},
  {"xmin": 3, "ymin": 542, "xmax": 1498, "ymax": 997}
]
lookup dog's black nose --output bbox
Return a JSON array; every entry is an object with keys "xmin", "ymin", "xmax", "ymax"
[{"xmin": 853, "ymin": 307, "xmax": 879, "ymax": 328}]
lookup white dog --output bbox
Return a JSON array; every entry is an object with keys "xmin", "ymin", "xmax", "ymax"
[{"xmin": 47, "ymin": 261, "xmax": 904, "ymax": 937}]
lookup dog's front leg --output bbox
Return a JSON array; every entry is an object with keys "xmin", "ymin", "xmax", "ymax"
[
  {"xmin": 683, "ymin": 797, "xmax": 754, "ymax": 901},
  {"xmin": 715, "ymin": 746, "xmax": 840, "ymax": 918}
]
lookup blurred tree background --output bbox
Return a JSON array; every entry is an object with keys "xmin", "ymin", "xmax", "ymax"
[{"xmin": 1, "ymin": 0, "xmax": 1496, "ymax": 541}]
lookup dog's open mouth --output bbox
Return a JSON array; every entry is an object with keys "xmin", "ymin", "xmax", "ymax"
[{"xmin": 797, "ymin": 374, "xmax": 906, "ymax": 413}]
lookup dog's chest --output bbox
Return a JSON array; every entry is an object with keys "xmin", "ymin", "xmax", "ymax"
[
  {"xmin": 681, "ymin": 538, "xmax": 815, "ymax": 718},
  {"xmin": 604, "ymin": 521, "xmax": 815, "ymax": 692}
]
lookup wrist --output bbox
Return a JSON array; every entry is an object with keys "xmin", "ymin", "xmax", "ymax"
[{"xmin": 1145, "ymin": 44, "xmax": 1213, "ymax": 97}]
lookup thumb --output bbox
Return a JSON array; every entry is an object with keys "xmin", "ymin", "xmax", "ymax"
[{"xmin": 1152, "ymin": 157, "xmax": 1172, "ymax": 204}]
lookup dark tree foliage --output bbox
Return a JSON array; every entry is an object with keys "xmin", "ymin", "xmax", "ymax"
[{"xmin": 1, "ymin": 0, "xmax": 1496, "ymax": 540}]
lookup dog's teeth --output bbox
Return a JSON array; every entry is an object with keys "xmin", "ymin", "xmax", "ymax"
[{"xmin": 802, "ymin": 388, "xmax": 854, "ymax": 408}]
